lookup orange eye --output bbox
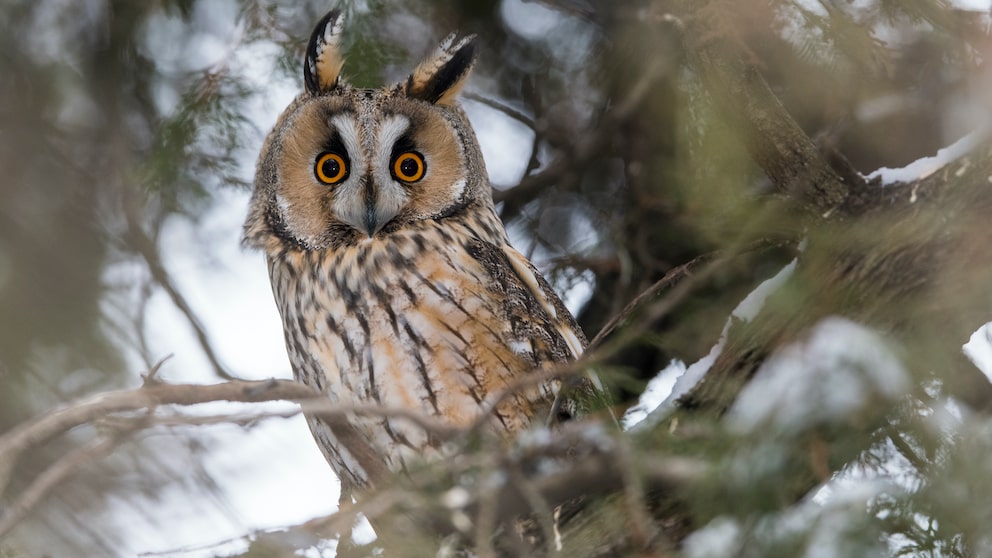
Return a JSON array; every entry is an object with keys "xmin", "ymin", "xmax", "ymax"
[
  {"xmin": 315, "ymin": 152, "xmax": 348, "ymax": 185},
  {"xmin": 392, "ymin": 152, "xmax": 425, "ymax": 183}
]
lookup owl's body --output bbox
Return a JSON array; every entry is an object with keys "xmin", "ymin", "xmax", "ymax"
[{"xmin": 244, "ymin": 10, "xmax": 587, "ymax": 490}]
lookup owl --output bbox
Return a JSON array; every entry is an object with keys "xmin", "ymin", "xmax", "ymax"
[{"xmin": 243, "ymin": 9, "xmax": 592, "ymax": 492}]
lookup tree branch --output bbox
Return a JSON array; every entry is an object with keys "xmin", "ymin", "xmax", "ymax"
[
  {"xmin": 463, "ymin": 92, "xmax": 535, "ymax": 129},
  {"xmin": 669, "ymin": 1, "xmax": 856, "ymax": 217},
  {"xmin": 0, "ymin": 378, "xmax": 316, "ymax": 498}
]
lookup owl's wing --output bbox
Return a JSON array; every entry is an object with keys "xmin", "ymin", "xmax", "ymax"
[
  {"xmin": 498, "ymin": 244, "xmax": 617, "ymax": 424},
  {"xmin": 498, "ymin": 243, "xmax": 586, "ymax": 360},
  {"xmin": 467, "ymin": 237, "xmax": 613, "ymax": 424}
]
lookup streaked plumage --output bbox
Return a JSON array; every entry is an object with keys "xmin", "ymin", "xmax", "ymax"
[{"xmin": 243, "ymin": 9, "xmax": 588, "ymax": 490}]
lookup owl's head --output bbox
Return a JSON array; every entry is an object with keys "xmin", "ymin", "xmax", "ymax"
[{"xmin": 244, "ymin": 10, "xmax": 491, "ymax": 252}]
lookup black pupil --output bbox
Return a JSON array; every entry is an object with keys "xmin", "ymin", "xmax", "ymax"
[
  {"xmin": 322, "ymin": 158, "xmax": 340, "ymax": 178},
  {"xmin": 400, "ymin": 157, "xmax": 419, "ymax": 176}
]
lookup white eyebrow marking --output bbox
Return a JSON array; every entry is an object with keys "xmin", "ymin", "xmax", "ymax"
[
  {"xmin": 376, "ymin": 114, "xmax": 411, "ymax": 164},
  {"xmin": 373, "ymin": 115, "xmax": 413, "ymax": 223},
  {"xmin": 330, "ymin": 114, "xmax": 364, "ymax": 167}
]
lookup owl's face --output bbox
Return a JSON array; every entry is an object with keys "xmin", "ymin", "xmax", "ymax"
[
  {"xmin": 269, "ymin": 91, "xmax": 472, "ymax": 247},
  {"xmin": 245, "ymin": 11, "xmax": 488, "ymax": 252}
]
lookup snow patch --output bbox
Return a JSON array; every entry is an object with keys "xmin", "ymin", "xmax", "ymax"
[
  {"xmin": 780, "ymin": 477, "xmax": 893, "ymax": 558},
  {"xmin": 695, "ymin": 474, "xmax": 894, "ymax": 558},
  {"xmin": 951, "ymin": 0, "xmax": 991, "ymax": 11},
  {"xmin": 865, "ymin": 127, "xmax": 988, "ymax": 186},
  {"xmin": 623, "ymin": 260, "xmax": 798, "ymax": 429},
  {"xmin": 621, "ymin": 360, "xmax": 685, "ymax": 429},
  {"xmin": 665, "ymin": 344, "xmax": 722, "ymax": 408},
  {"xmin": 964, "ymin": 322, "xmax": 992, "ymax": 383},
  {"xmin": 733, "ymin": 259, "xmax": 797, "ymax": 322},
  {"xmin": 727, "ymin": 317, "xmax": 909, "ymax": 435},
  {"xmin": 682, "ymin": 517, "xmax": 742, "ymax": 558}
]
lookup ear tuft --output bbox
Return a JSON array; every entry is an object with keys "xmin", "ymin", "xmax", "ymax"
[
  {"xmin": 406, "ymin": 34, "xmax": 477, "ymax": 105},
  {"xmin": 304, "ymin": 9, "xmax": 346, "ymax": 95}
]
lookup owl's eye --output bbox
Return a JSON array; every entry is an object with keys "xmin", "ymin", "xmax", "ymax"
[
  {"xmin": 315, "ymin": 152, "xmax": 348, "ymax": 185},
  {"xmin": 392, "ymin": 152, "xmax": 426, "ymax": 183}
]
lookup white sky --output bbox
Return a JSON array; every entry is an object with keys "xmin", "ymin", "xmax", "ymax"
[{"xmin": 951, "ymin": 0, "xmax": 992, "ymax": 10}]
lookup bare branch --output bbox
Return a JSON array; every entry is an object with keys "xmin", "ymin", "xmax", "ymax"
[
  {"xmin": 0, "ymin": 378, "xmax": 315, "ymax": 498},
  {"xmin": 690, "ymin": 45, "xmax": 853, "ymax": 215},
  {"xmin": 0, "ymin": 373, "xmax": 473, "ymax": 539},
  {"xmin": 468, "ymin": 429, "xmax": 705, "ymax": 548},
  {"xmin": 0, "ymin": 376, "xmax": 477, "ymax": 501}
]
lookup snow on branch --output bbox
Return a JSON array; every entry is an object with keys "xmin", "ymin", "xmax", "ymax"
[
  {"xmin": 624, "ymin": 258, "xmax": 799, "ymax": 429},
  {"xmin": 865, "ymin": 127, "xmax": 990, "ymax": 187},
  {"xmin": 726, "ymin": 317, "xmax": 910, "ymax": 435}
]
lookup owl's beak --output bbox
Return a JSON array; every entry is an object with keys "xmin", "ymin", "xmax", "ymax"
[
  {"xmin": 335, "ymin": 175, "xmax": 406, "ymax": 238},
  {"xmin": 364, "ymin": 203, "xmax": 383, "ymax": 237},
  {"xmin": 352, "ymin": 177, "xmax": 401, "ymax": 238}
]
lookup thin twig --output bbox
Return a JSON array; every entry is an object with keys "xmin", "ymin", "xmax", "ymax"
[
  {"xmin": 494, "ymin": 58, "xmax": 669, "ymax": 220},
  {"xmin": 588, "ymin": 252, "xmax": 714, "ymax": 349},
  {"xmin": 615, "ymin": 434, "xmax": 660, "ymax": 551},
  {"xmin": 474, "ymin": 464, "xmax": 501, "ymax": 558},
  {"xmin": 463, "ymin": 93, "xmax": 535, "ymax": 129},
  {"xmin": 592, "ymin": 238, "xmax": 788, "ymax": 348},
  {"xmin": 521, "ymin": 74, "xmax": 544, "ymax": 175},
  {"xmin": 885, "ymin": 425, "xmax": 929, "ymax": 472},
  {"xmin": 122, "ymin": 202, "xmax": 239, "ymax": 381},
  {"xmin": 108, "ymin": 398, "xmax": 461, "ymax": 439}
]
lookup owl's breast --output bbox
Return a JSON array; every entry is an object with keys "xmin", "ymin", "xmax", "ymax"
[{"xmin": 267, "ymin": 221, "xmax": 563, "ymax": 483}]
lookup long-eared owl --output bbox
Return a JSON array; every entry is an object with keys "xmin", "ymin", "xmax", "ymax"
[{"xmin": 243, "ymin": 9, "xmax": 589, "ymax": 491}]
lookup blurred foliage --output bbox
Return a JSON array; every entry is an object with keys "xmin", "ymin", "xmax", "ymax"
[{"xmin": 1, "ymin": 0, "xmax": 992, "ymax": 556}]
